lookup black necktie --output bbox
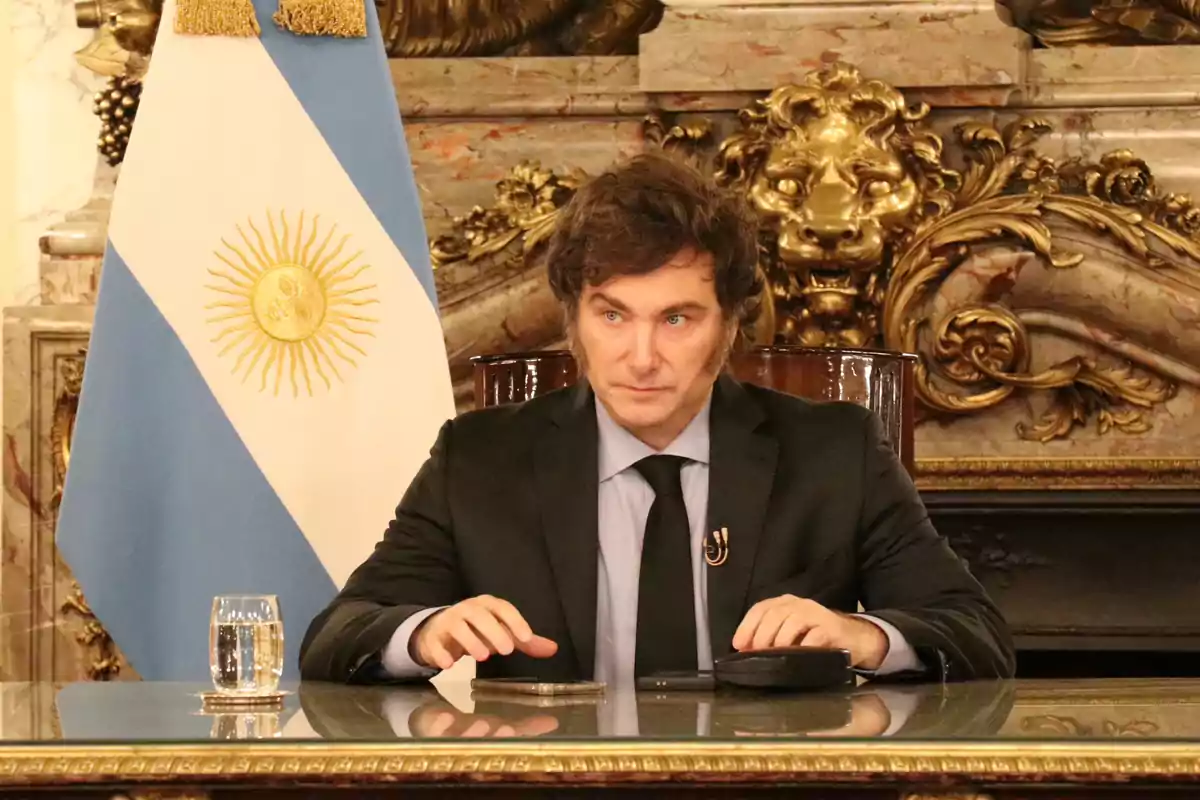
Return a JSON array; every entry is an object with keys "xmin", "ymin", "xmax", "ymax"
[{"xmin": 633, "ymin": 454, "xmax": 699, "ymax": 677}]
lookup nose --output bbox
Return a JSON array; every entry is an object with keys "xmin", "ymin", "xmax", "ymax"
[
  {"xmin": 801, "ymin": 217, "xmax": 861, "ymax": 248},
  {"xmin": 798, "ymin": 168, "xmax": 862, "ymax": 248},
  {"xmin": 629, "ymin": 323, "xmax": 659, "ymax": 373}
]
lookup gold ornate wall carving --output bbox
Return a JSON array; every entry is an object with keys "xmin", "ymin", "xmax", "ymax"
[
  {"xmin": 374, "ymin": 0, "xmax": 662, "ymax": 57},
  {"xmin": 61, "ymin": 582, "xmax": 122, "ymax": 680},
  {"xmin": 50, "ymin": 351, "xmax": 122, "ymax": 681},
  {"xmin": 433, "ymin": 62, "xmax": 1200, "ymax": 448},
  {"xmin": 1001, "ymin": 0, "xmax": 1200, "ymax": 46}
]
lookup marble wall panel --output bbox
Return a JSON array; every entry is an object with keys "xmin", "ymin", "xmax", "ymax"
[
  {"xmin": 405, "ymin": 117, "xmax": 646, "ymax": 241},
  {"xmin": 640, "ymin": 2, "xmax": 1027, "ymax": 94}
]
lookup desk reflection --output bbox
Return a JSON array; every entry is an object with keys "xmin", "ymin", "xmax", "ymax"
[
  {"xmin": 296, "ymin": 680, "xmax": 1016, "ymax": 740},
  {"xmin": 19, "ymin": 678, "xmax": 1200, "ymax": 744}
]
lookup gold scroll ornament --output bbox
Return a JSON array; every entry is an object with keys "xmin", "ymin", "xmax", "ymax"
[
  {"xmin": 52, "ymin": 352, "xmax": 127, "ymax": 681},
  {"xmin": 1000, "ymin": 0, "xmax": 1200, "ymax": 46}
]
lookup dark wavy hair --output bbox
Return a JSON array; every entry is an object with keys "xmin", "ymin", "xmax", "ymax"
[{"xmin": 544, "ymin": 151, "xmax": 762, "ymax": 325}]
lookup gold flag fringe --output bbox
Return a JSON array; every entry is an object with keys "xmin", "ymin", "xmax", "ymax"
[
  {"xmin": 273, "ymin": 0, "xmax": 366, "ymax": 37},
  {"xmin": 175, "ymin": 0, "xmax": 262, "ymax": 36}
]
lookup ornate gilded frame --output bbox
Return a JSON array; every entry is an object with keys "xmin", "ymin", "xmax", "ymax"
[{"xmin": 4, "ymin": 740, "xmax": 1200, "ymax": 786}]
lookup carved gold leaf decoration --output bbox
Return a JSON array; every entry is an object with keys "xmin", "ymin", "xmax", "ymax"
[
  {"xmin": 430, "ymin": 161, "xmax": 581, "ymax": 271},
  {"xmin": 1000, "ymin": 0, "xmax": 1200, "ymax": 45},
  {"xmin": 61, "ymin": 582, "xmax": 122, "ymax": 680},
  {"xmin": 1020, "ymin": 714, "xmax": 1161, "ymax": 738}
]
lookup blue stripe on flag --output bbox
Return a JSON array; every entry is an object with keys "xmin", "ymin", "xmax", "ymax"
[
  {"xmin": 55, "ymin": 243, "xmax": 337, "ymax": 681},
  {"xmin": 251, "ymin": 0, "xmax": 438, "ymax": 308}
]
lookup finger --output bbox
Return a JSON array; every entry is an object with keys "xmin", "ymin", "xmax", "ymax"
[
  {"xmin": 427, "ymin": 710, "xmax": 457, "ymax": 737},
  {"xmin": 460, "ymin": 606, "xmax": 516, "ymax": 656},
  {"xmin": 733, "ymin": 598, "xmax": 778, "ymax": 650},
  {"xmin": 493, "ymin": 723, "xmax": 517, "ymax": 738},
  {"xmin": 424, "ymin": 636, "xmax": 458, "ymax": 671},
  {"xmin": 518, "ymin": 715, "xmax": 560, "ymax": 737},
  {"xmin": 811, "ymin": 695, "xmax": 891, "ymax": 737},
  {"xmin": 517, "ymin": 634, "xmax": 559, "ymax": 659},
  {"xmin": 462, "ymin": 718, "xmax": 494, "ymax": 738},
  {"xmin": 751, "ymin": 605, "xmax": 793, "ymax": 651},
  {"xmin": 477, "ymin": 596, "xmax": 535, "ymax": 643},
  {"xmin": 447, "ymin": 619, "xmax": 492, "ymax": 662},
  {"xmin": 798, "ymin": 625, "xmax": 832, "ymax": 649},
  {"xmin": 774, "ymin": 614, "xmax": 817, "ymax": 648}
]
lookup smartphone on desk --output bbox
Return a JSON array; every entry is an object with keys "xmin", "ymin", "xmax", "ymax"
[
  {"xmin": 636, "ymin": 671, "xmax": 716, "ymax": 691},
  {"xmin": 471, "ymin": 677, "xmax": 606, "ymax": 696}
]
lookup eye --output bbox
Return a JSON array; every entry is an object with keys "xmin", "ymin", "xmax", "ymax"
[
  {"xmin": 864, "ymin": 180, "xmax": 892, "ymax": 198},
  {"xmin": 604, "ymin": 310, "xmax": 621, "ymax": 323},
  {"xmin": 775, "ymin": 178, "xmax": 800, "ymax": 196},
  {"xmin": 665, "ymin": 314, "xmax": 686, "ymax": 327}
]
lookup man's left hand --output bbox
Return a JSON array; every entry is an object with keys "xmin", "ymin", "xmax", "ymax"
[{"xmin": 732, "ymin": 595, "xmax": 889, "ymax": 670}]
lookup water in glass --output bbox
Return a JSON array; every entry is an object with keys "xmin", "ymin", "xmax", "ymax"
[{"xmin": 209, "ymin": 594, "xmax": 283, "ymax": 694}]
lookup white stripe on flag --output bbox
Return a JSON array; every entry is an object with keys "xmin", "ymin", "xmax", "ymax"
[{"xmin": 110, "ymin": 13, "xmax": 453, "ymax": 586}]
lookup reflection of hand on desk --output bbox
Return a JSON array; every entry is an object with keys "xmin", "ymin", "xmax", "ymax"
[
  {"xmin": 376, "ymin": 683, "xmax": 932, "ymax": 740},
  {"xmin": 407, "ymin": 698, "xmax": 561, "ymax": 739}
]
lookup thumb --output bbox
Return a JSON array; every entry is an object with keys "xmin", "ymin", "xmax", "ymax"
[{"xmin": 516, "ymin": 634, "xmax": 559, "ymax": 659}]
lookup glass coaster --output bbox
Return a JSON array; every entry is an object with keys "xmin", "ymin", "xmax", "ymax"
[{"xmin": 198, "ymin": 689, "xmax": 291, "ymax": 708}]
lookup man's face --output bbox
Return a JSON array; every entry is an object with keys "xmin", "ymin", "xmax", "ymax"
[{"xmin": 573, "ymin": 249, "xmax": 734, "ymax": 449}]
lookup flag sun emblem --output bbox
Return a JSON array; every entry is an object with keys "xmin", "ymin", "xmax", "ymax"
[{"xmin": 206, "ymin": 211, "xmax": 379, "ymax": 397}]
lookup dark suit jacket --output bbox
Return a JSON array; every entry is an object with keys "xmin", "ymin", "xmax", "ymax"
[{"xmin": 299, "ymin": 375, "xmax": 1015, "ymax": 683}]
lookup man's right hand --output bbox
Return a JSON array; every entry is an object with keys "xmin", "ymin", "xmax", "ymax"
[{"xmin": 411, "ymin": 595, "xmax": 558, "ymax": 670}]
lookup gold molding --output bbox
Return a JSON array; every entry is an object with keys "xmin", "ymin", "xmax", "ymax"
[
  {"xmin": 916, "ymin": 456, "xmax": 1200, "ymax": 491},
  {"xmin": 999, "ymin": 0, "xmax": 1200, "ymax": 46},
  {"xmin": 4, "ymin": 741, "xmax": 1200, "ymax": 784},
  {"xmin": 60, "ymin": 581, "xmax": 122, "ymax": 680},
  {"xmin": 51, "ymin": 350, "xmax": 86, "ymax": 507}
]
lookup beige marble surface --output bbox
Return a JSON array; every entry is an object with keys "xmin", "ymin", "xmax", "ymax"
[
  {"xmin": 1023, "ymin": 46, "xmax": 1200, "ymax": 108},
  {"xmin": 407, "ymin": 118, "xmax": 645, "ymax": 241},
  {"xmin": 640, "ymin": 2, "xmax": 1027, "ymax": 93},
  {"xmin": 392, "ymin": 57, "xmax": 651, "ymax": 118},
  {"xmin": 12, "ymin": 0, "xmax": 104, "ymax": 306}
]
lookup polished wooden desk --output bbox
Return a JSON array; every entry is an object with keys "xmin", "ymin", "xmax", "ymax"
[{"xmin": 4, "ymin": 679, "xmax": 1200, "ymax": 798}]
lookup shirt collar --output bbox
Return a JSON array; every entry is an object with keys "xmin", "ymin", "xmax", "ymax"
[{"xmin": 596, "ymin": 391, "xmax": 712, "ymax": 482}]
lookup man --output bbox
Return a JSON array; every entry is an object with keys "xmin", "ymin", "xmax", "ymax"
[{"xmin": 299, "ymin": 152, "xmax": 1015, "ymax": 687}]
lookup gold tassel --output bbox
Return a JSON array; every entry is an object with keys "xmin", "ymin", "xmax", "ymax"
[
  {"xmin": 273, "ymin": 0, "xmax": 366, "ymax": 37},
  {"xmin": 175, "ymin": 0, "xmax": 262, "ymax": 36}
]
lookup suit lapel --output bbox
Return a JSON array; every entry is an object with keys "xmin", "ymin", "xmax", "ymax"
[
  {"xmin": 534, "ymin": 384, "xmax": 600, "ymax": 679},
  {"xmin": 706, "ymin": 375, "xmax": 779, "ymax": 660}
]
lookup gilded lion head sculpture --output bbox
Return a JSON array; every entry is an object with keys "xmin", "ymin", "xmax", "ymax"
[{"xmin": 715, "ymin": 62, "xmax": 958, "ymax": 347}]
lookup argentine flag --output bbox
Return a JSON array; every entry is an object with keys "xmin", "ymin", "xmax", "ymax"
[{"xmin": 55, "ymin": 0, "xmax": 454, "ymax": 680}]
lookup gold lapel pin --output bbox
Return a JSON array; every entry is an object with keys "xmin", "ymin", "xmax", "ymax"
[{"xmin": 705, "ymin": 527, "xmax": 729, "ymax": 567}]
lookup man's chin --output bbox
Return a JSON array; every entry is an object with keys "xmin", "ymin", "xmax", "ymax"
[{"xmin": 606, "ymin": 400, "xmax": 673, "ymax": 432}]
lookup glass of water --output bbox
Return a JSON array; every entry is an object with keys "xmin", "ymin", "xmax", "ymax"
[{"xmin": 209, "ymin": 594, "xmax": 284, "ymax": 695}]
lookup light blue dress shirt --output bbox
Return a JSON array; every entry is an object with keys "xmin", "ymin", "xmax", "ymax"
[{"xmin": 383, "ymin": 393, "xmax": 922, "ymax": 682}]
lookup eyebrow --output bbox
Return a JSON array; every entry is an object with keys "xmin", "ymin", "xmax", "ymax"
[{"xmin": 589, "ymin": 293, "xmax": 709, "ymax": 316}]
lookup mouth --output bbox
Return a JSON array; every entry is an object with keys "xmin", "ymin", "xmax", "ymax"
[
  {"xmin": 616, "ymin": 385, "xmax": 671, "ymax": 394},
  {"xmin": 802, "ymin": 269, "xmax": 861, "ymax": 296}
]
